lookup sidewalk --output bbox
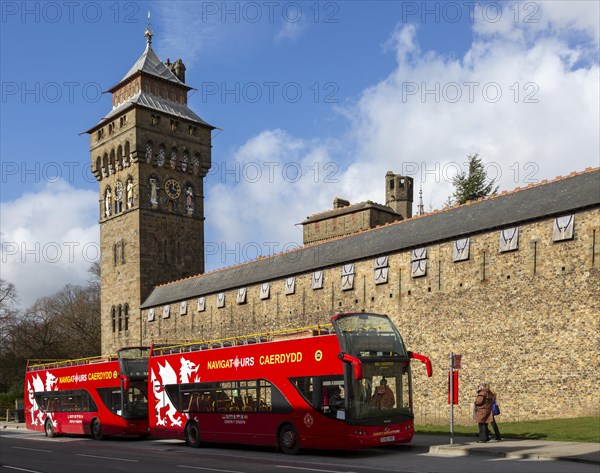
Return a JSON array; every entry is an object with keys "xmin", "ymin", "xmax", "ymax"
[
  {"xmin": 2, "ymin": 422, "xmax": 598, "ymax": 464},
  {"xmin": 409, "ymin": 433, "xmax": 600, "ymax": 465}
]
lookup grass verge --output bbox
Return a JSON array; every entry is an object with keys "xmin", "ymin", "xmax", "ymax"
[{"xmin": 416, "ymin": 417, "xmax": 599, "ymax": 443}]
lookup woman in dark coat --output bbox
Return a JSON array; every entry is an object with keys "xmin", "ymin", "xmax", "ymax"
[{"xmin": 474, "ymin": 382, "xmax": 494, "ymax": 442}]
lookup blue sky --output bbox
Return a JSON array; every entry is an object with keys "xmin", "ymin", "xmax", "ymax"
[{"xmin": 1, "ymin": 1, "xmax": 599, "ymax": 308}]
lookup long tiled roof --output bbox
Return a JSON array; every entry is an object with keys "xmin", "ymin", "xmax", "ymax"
[{"xmin": 141, "ymin": 168, "xmax": 600, "ymax": 309}]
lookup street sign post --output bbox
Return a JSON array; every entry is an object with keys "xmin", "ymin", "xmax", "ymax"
[{"xmin": 449, "ymin": 353, "xmax": 461, "ymax": 444}]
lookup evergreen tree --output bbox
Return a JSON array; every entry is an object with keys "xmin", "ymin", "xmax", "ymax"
[{"xmin": 449, "ymin": 153, "xmax": 499, "ymax": 205}]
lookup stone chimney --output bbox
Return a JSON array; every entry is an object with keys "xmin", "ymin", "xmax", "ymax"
[{"xmin": 333, "ymin": 197, "xmax": 350, "ymax": 209}]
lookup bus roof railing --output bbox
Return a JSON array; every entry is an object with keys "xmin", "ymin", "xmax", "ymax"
[
  {"xmin": 152, "ymin": 323, "xmax": 334, "ymax": 356},
  {"xmin": 27, "ymin": 354, "xmax": 119, "ymax": 371}
]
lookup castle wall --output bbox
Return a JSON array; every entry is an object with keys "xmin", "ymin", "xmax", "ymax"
[{"xmin": 142, "ymin": 208, "xmax": 600, "ymax": 424}]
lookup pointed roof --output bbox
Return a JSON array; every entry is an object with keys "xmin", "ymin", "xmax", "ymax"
[
  {"xmin": 106, "ymin": 29, "xmax": 191, "ymax": 93},
  {"xmin": 120, "ymin": 42, "xmax": 187, "ymax": 86}
]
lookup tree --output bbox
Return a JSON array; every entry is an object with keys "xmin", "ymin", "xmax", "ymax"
[
  {"xmin": 0, "ymin": 266, "xmax": 101, "ymax": 395},
  {"xmin": 448, "ymin": 153, "xmax": 499, "ymax": 205},
  {"xmin": 0, "ymin": 280, "xmax": 19, "ymax": 350}
]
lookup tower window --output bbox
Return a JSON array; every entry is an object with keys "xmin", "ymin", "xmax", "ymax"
[
  {"xmin": 151, "ymin": 115, "xmax": 161, "ymax": 126},
  {"xmin": 389, "ymin": 180, "xmax": 394, "ymax": 190},
  {"xmin": 170, "ymin": 119, "xmax": 179, "ymax": 132},
  {"xmin": 124, "ymin": 304, "xmax": 129, "ymax": 331},
  {"xmin": 111, "ymin": 306, "xmax": 116, "ymax": 332},
  {"xmin": 118, "ymin": 305, "xmax": 122, "ymax": 332}
]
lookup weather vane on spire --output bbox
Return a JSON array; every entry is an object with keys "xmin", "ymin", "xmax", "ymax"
[{"xmin": 144, "ymin": 11, "xmax": 153, "ymax": 45}]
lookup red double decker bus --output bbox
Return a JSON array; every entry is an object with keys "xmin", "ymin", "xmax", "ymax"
[
  {"xmin": 25, "ymin": 347, "xmax": 150, "ymax": 439},
  {"xmin": 148, "ymin": 312, "xmax": 432, "ymax": 453}
]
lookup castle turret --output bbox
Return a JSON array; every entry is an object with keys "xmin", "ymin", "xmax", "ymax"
[{"xmin": 385, "ymin": 171, "xmax": 413, "ymax": 219}]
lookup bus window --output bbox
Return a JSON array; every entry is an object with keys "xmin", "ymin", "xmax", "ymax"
[
  {"xmin": 290, "ymin": 375, "xmax": 344, "ymax": 415},
  {"xmin": 97, "ymin": 387, "xmax": 122, "ymax": 415}
]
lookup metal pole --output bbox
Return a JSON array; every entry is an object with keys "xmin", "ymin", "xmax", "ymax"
[{"xmin": 449, "ymin": 352, "xmax": 454, "ymax": 445}]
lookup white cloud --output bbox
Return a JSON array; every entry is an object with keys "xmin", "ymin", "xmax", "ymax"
[
  {"xmin": 205, "ymin": 10, "xmax": 599, "ymax": 266},
  {"xmin": 4, "ymin": 4, "xmax": 599, "ymax": 302},
  {"xmin": 274, "ymin": 19, "xmax": 307, "ymax": 44},
  {"xmin": 0, "ymin": 181, "xmax": 99, "ymax": 309}
]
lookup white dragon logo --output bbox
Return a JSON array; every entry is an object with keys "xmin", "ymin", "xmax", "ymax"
[{"xmin": 152, "ymin": 361, "xmax": 183, "ymax": 427}]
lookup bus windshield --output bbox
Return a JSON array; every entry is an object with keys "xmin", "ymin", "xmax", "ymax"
[
  {"xmin": 117, "ymin": 347, "xmax": 150, "ymax": 379},
  {"xmin": 333, "ymin": 313, "xmax": 412, "ymax": 423},
  {"xmin": 333, "ymin": 313, "xmax": 408, "ymax": 359}
]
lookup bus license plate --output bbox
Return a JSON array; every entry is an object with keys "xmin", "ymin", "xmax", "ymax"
[{"xmin": 380, "ymin": 436, "xmax": 395, "ymax": 443}]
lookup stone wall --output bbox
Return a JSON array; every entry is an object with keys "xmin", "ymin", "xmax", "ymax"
[{"xmin": 141, "ymin": 208, "xmax": 600, "ymax": 424}]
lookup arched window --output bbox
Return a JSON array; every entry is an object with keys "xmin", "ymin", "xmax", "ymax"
[
  {"xmin": 109, "ymin": 149, "xmax": 116, "ymax": 175},
  {"xmin": 124, "ymin": 141, "xmax": 131, "ymax": 167},
  {"xmin": 170, "ymin": 147, "xmax": 178, "ymax": 169},
  {"xmin": 145, "ymin": 140, "xmax": 153, "ymax": 163},
  {"xmin": 95, "ymin": 157, "xmax": 101, "ymax": 177},
  {"xmin": 193, "ymin": 153, "xmax": 200, "ymax": 176},
  {"xmin": 118, "ymin": 305, "xmax": 122, "ymax": 332},
  {"xmin": 124, "ymin": 304, "xmax": 129, "ymax": 331},
  {"xmin": 181, "ymin": 150, "xmax": 189, "ymax": 172},
  {"xmin": 111, "ymin": 306, "xmax": 116, "ymax": 332},
  {"xmin": 116, "ymin": 145, "xmax": 123, "ymax": 170},
  {"xmin": 102, "ymin": 153, "xmax": 109, "ymax": 178},
  {"xmin": 157, "ymin": 144, "xmax": 166, "ymax": 167}
]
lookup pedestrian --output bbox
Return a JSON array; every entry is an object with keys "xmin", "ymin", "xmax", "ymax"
[
  {"xmin": 370, "ymin": 377, "xmax": 395, "ymax": 409},
  {"xmin": 473, "ymin": 382, "xmax": 493, "ymax": 442},
  {"xmin": 488, "ymin": 385, "xmax": 502, "ymax": 441}
]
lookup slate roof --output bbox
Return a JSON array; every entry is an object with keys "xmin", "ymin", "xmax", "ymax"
[
  {"xmin": 101, "ymin": 91, "xmax": 213, "ymax": 128},
  {"xmin": 141, "ymin": 168, "xmax": 600, "ymax": 309},
  {"xmin": 117, "ymin": 43, "xmax": 187, "ymax": 89},
  {"xmin": 301, "ymin": 201, "xmax": 400, "ymax": 225}
]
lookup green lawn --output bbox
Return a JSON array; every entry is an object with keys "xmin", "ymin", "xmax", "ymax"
[{"xmin": 416, "ymin": 417, "xmax": 600, "ymax": 443}]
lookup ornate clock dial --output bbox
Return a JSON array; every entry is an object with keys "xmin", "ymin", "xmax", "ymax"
[{"xmin": 165, "ymin": 179, "xmax": 181, "ymax": 199}]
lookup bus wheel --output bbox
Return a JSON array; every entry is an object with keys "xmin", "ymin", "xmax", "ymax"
[
  {"xmin": 185, "ymin": 421, "xmax": 202, "ymax": 448},
  {"xmin": 278, "ymin": 423, "xmax": 300, "ymax": 455},
  {"xmin": 44, "ymin": 419, "xmax": 56, "ymax": 438},
  {"xmin": 91, "ymin": 419, "xmax": 103, "ymax": 441}
]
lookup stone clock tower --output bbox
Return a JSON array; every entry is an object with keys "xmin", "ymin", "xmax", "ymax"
[{"xmin": 85, "ymin": 27, "xmax": 214, "ymax": 353}]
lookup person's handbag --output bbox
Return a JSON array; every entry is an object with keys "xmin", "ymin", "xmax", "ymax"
[{"xmin": 492, "ymin": 400, "xmax": 501, "ymax": 416}]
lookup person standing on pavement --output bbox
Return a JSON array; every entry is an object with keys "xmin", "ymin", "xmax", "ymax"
[
  {"xmin": 474, "ymin": 382, "xmax": 494, "ymax": 442},
  {"xmin": 488, "ymin": 385, "xmax": 502, "ymax": 441}
]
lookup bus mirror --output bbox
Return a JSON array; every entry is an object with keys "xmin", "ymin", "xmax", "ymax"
[
  {"xmin": 408, "ymin": 351, "xmax": 433, "ymax": 377},
  {"xmin": 119, "ymin": 374, "xmax": 130, "ymax": 391},
  {"xmin": 338, "ymin": 353, "xmax": 363, "ymax": 380}
]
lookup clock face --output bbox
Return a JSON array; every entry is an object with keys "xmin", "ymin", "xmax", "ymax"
[
  {"xmin": 157, "ymin": 146, "xmax": 166, "ymax": 166},
  {"xmin": 165, "ymin": 179, "xmax": 181, "ymax": 200}
]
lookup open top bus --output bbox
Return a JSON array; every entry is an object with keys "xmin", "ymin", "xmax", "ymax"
[
  {"xmin": 24, "ymin": 346, "xmax": 150, "ymax": 439},
  {"xmin": 148, "ymin": 312, "xmax": 432, "ymax": 453}
]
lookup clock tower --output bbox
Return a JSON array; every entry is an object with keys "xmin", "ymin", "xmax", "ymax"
[{"xmin": 86, "ymin": 27, "xmax": 214, "ymax": 353}]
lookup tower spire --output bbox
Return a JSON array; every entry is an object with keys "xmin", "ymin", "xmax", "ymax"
[{"xmin": 144, "ymin": 11, "xmax": 153, "ymax": 45}]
